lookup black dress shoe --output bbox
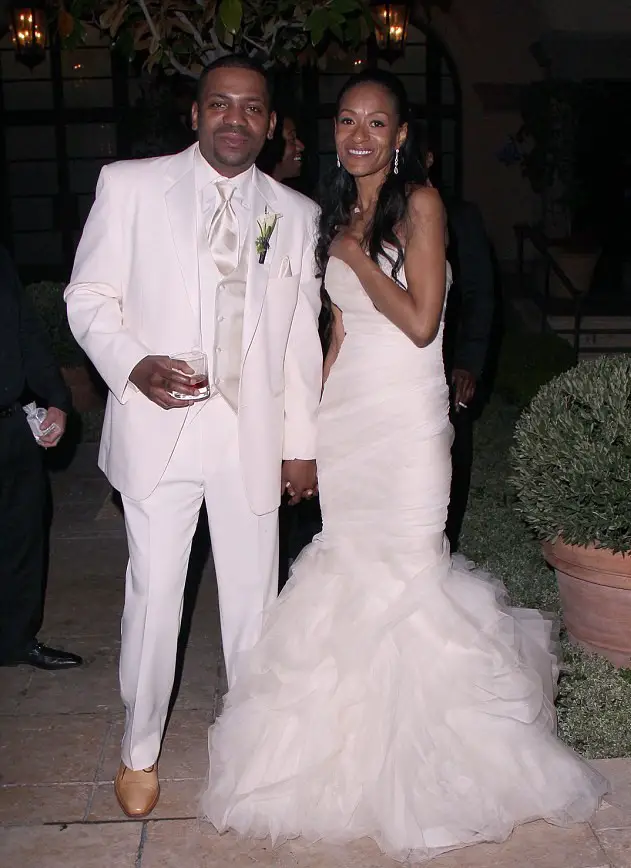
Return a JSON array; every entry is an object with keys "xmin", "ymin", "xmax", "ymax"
[{"xmin": 2, "ymin": 640, "xmax": 83, "ymax": 670}]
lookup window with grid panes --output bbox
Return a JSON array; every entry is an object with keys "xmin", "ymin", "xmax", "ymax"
[
  {"xmin": 0, "ymin": 25, "xmax": 130, "ymax": 281},
  {"xmin": 311, "ymin": 25, "xmax": 461, "ymax": 199}
]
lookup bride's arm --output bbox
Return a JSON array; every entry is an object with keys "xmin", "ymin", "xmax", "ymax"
[
  {"xmin": 322, "ymin": 304, "xmax": 345, "ymax": 386},
  {"xmin": 328, "ymin": 187, "xmax": 446, "ymax": 348}
]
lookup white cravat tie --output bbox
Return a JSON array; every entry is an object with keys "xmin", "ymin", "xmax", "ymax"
[{"xmin": 207, "ymin": 179, "xmax": 239, "ymax": 276}]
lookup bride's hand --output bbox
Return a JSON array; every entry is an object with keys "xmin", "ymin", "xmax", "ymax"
[{"xmin": 329, "ymin": 228, "xmax": 363, "ymax": 267}]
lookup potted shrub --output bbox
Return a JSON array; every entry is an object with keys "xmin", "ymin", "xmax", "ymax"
[
  {"xmin": 26, "ymin": 280, "xmax": 104, "ymax": 411},
  {"xmin": 511, "ymin": 355, "xmax": 631, "ymax": 666}
]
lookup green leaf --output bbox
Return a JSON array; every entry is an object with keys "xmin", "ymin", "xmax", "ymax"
[
  {"xmin": 328, "ymin": 10, "xmax": 347, "ymax": 25},
  {"xmin": 219, "ymin": 0, "xmax": 243, "ymax": 35},
  {"xmin": 305, "ymin": 7, "xmax": 329, "ymax": 45},
  {"xmin": 330, "ymin": 0, "xmax": 359, "ymax": 13},
  {"xmin": 331, "ymin": 22, "xmax": 344, "ymax": 41},
  {"xmin": 344, "ymin": 17, "xmax": 361, "ymax": 45}
]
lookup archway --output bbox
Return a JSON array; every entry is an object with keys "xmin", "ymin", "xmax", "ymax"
[{"xmin": 298, "ymin": 22, "xmax": 462, "ymax": 198}]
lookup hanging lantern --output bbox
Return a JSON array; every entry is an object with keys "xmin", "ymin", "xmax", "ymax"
[
  {"xmin": 370, "ymin": 0, "xmax": 411, "ymax": 65},
  {"xmin": 9, "ymin": 0, "xmax": 48, "ymax": 70}
]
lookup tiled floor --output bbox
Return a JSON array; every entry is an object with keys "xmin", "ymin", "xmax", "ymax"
[{"xmin": 0, "ymin": 445, "xmax": 629, "ymax": 867}]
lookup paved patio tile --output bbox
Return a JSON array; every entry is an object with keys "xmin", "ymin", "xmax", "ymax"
[
  {"xmin": 50, "ymin": 476, "xmax": 111, "ymax": 504},
  {"xmin": 0, "ymin": 783, "xmax": 92, "ymax": 825},
  {"xmin": 0, "ymin": 714, "xmax": 109, "ymax": 785},
  {"xmin": 141, "ymin": 819, "xmax": 298, "ymax": 867},
  {"xmin": 428, "ymin": 821, "xmax": 608, "ymax": 868},
  {"xmin": 591, "ymin": 759, "xmax": 631, "ymax": 832},
  {"xmin": 139, "ymin": 819, "xmax": 611, "ymax": 868},
  {"xmin": 596, "ymin": 827, "xmax": 631, "ymax": 867},
  {"xmin": 0, "ymin": 821, "xmax": 141, "ymax": 867},
  {"xmin": 167, "ymin": 649, "xmax": 221, "ymax": 712},
  {"xmin": 88, "ymin": 778, "xmax": 202, "ymax": 821},
  {"xmin": 16, "ymin": 639, "xmax": 120, "ymax": 716},
  {"xmin": 0, "ymin": 667, "xmax": 32, "ymax": 715},
  {"xmin": 39, "ymin": 573, "xmax": 125, "ymax": 640},
  {"xmin": 47, "ymin": 538, "xmax": 128, "ymax": 577}
]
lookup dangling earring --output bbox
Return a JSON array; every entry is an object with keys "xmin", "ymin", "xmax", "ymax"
[
  {"xmin": 393, "ymin": 148, "xmax": 399, "ymax": 175},
  {"xmin": 336, "ymin": 154, "xmax": 341, "ymax": 169}
]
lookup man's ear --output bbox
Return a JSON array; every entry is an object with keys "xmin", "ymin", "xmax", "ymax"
[
  {"xmin": 191, "ymin": 102, "xmax": 199, "ymax": 133},
  {"xmin": 267, "ymin": 111, "xmax": 277, "ymax": 141}
]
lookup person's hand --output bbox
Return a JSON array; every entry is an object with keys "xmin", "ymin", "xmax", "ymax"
[
  {"xmin": 38, "ymin": 407, "xmax": 66, "ymax": 448},
  {"xmin": 328, "ymin": 228, "xmax": 363, "ymax": 268},
  {"xmin": 129, "ymin": 355, "xmax": 201, "ymax": 409},
  {"xmin": 281, "ymin": 459, "xmax": 317, "ymax": 506},
  {"xmin": 451, "ymin": 368, "xmax": 476, "ymax": 411}
]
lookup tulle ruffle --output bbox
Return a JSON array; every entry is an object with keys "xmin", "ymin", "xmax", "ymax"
[{"xmin": 201, "ymin": 538, "xmax": 608, "ymax": 863}]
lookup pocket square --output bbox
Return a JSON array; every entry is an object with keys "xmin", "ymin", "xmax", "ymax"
[{"xmin": 278, "ymin": 256, "xmax": 292, "ymax": 279}]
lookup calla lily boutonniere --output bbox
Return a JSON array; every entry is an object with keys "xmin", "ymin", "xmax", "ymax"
[{"xmin": 255, "ymin": 208, "xmax": 281, "ymax": 264}]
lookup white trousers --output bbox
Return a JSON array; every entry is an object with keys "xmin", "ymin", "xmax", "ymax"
[{"xmin": 119, "ymin": 398, "xmax": 279, "ymax": 770}]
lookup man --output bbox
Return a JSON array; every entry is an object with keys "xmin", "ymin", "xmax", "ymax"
[
  {"xmin": 0, "ymin": 245, "xmax": 83, "ymax": 671},
  {"xmin": 65, "ymin": 56, "xmax": 321, "ymax": 819},
  {"xmin": 425, "ymin": 151, "xmax": 495, "ymax": 550}
]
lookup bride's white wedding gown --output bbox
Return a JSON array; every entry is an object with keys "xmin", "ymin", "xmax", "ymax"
[{"xmin": 201, "ymin": 255, "xmax": 608, "ymax": 863}]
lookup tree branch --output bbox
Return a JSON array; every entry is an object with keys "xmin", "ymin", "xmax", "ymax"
[
  {"xmin": 173, "ymin": 10, "xmax": 207, "ymax": 50},
  {"xmin": 241, "ymin": 33, "xmax": 268, "ymax": 53},
  {"xmin": 135, "ymin": 0, "xmax": 199, "ymax": 77}
]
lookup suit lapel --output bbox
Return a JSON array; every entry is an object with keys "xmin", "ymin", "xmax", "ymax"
[
  {"xmin": 165, "ymin": 145, "xmax": 199, "ymax": 321},
  {"xmin": 242, "ymin": 168, "xmax": 279, "ymax": 361}
]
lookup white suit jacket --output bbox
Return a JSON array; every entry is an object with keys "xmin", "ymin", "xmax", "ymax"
[{"xmin": 65, "ymin": 145, "xmax": 322, "ymax": 514}]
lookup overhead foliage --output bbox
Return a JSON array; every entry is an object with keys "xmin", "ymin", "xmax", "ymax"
[{"xmin": 56, "ymin": 0, "xmax": 452, "ymax": 76}]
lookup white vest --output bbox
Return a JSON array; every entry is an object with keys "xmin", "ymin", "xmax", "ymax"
[
  {"xmin": 201, "ymin": 228, "xmax": 249, "ymax": 412},
  {"xmin": 196, "ymin": 181, "xmax": 250, "ymax": 413}
]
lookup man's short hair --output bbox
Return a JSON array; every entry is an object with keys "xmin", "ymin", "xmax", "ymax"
[{"xmin": 195, "ymin": 55, "xmax": 274, "ymax": 108}]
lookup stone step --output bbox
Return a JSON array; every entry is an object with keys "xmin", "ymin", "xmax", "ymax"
[
  {"xmin": 554, "ymin": 329, "xmax": 631, "ymax": 351},
  {"xmin": 548, "ymin": 314, "xmax": 631, "ymax": 331},
  {"xmin": 548, "ymin": 312, "xmax": 631, "ymax": 355}
]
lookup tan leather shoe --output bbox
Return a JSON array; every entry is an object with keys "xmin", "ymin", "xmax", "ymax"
[{"xmin": 114, "ymin": 762, "xmax": 160, "ymax": 818}]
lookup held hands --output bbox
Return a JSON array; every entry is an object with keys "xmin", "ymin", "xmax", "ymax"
[
  {"xmin": 38, "ymin": 407, "xmax": 66, "ymax": 448},
  {"xmin": 281, "ymin": 459, "xmax": 318, "ymax": 506},
  {"xmin": 451, "ymin": 369, "xmax": 476, "ymax": 411},
  {"xmin": 129, "ymin": 355, "xmax": 200, "ymax": 409}
]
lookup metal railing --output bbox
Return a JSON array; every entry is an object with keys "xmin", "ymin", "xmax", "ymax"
[{"xmin": 514, "ymin": 224, "xmax": 631, "ymax": 360}]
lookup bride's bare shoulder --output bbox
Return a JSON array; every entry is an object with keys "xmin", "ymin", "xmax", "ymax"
[
  {"xmin": 406, "ymin": 187, "xmax": 448, "ymax": 245},
  {"xmin": 407, "ymin": 185, "xmax": 444, "ymax": 219}
]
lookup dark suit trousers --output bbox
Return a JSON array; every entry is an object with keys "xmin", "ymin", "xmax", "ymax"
[
  {"xmin": 0, "ymin": 410, "xmax": 46, "ymax": 660},
  {"xmin": 446, "ymin": 405, "xmax": 474, "ymax": 553}
]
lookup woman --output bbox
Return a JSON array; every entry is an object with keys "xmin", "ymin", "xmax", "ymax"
[
  {"xmin": 201, "ymin": 70, "xmax": 607, "ymax": 863},
  {"xmin": 256, "ymin": 111, "xmax": 305, "ymax": 184}
]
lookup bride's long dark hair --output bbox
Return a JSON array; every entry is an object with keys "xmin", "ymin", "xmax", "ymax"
[{"xmin": 316, "ymin": 69, "xmax": 428, "ymax": 349}]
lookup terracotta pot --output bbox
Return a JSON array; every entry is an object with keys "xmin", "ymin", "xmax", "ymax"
[
  {"xmin": 548, "ymin": 246, "xmax": 601, "ymax": 300},
  {"xmin": 543, "ymin": 538, "xmax": 631, "ymax": 667},
  {"xmin": 61, "ymin": 365, "xmax": 104, "ymax": 412}
]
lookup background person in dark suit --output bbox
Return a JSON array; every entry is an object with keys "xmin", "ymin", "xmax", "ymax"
[
  {"xmin": 258, "ymin": 111, "xmax": 324, "ymax": 592},
  {"xmin": 425, "ymin": 150, "xmax": 495, "ymax": 550},
  {"xmin": 0, "ymin": 245, "xmax": 83, "ymax": 670}
]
